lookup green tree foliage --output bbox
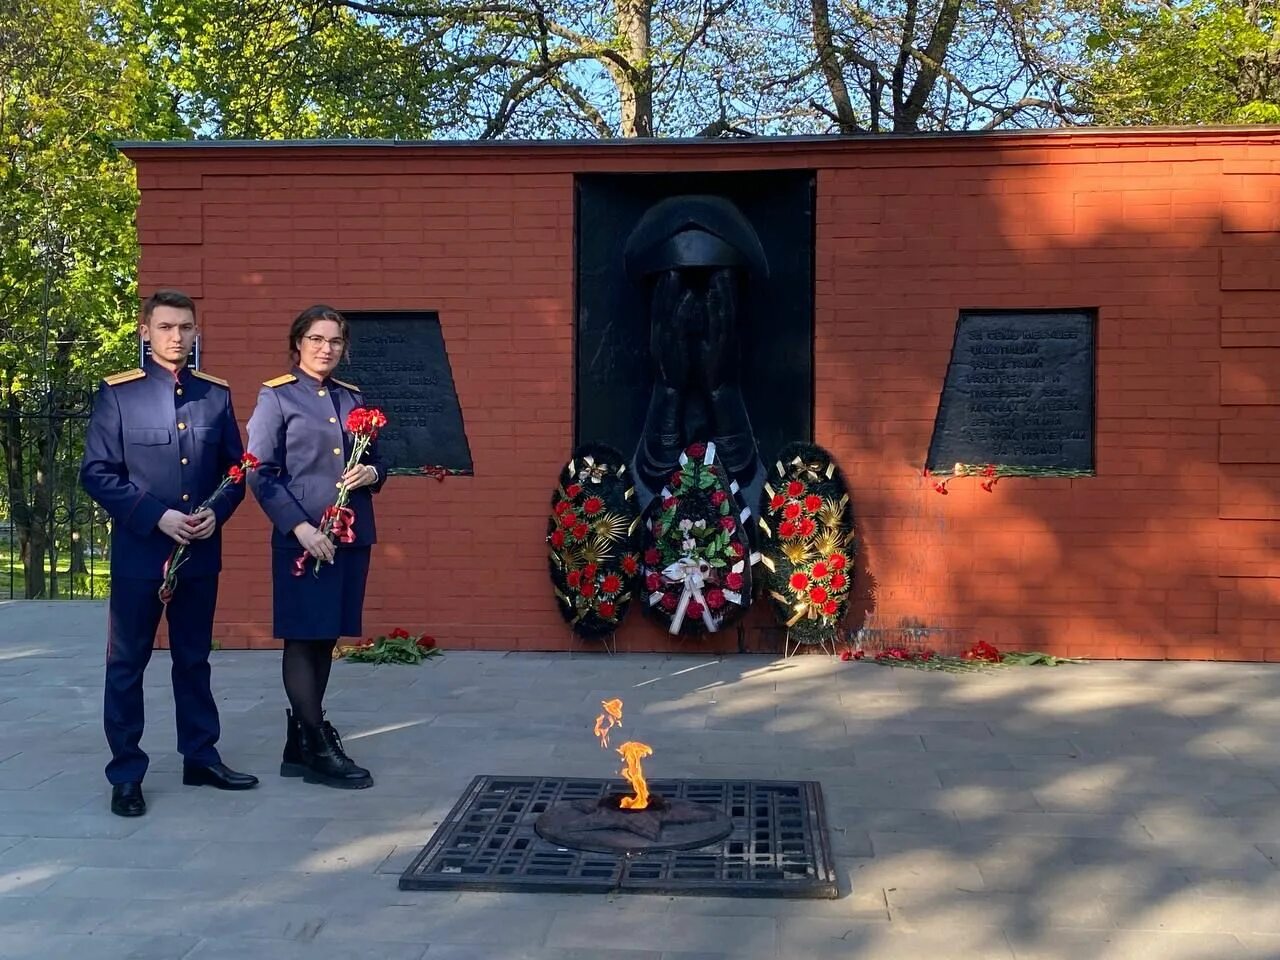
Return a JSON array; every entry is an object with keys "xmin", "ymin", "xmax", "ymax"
[{"xmin": 1086, "ymin": 0, "xmax": 1280, "ymax": 124}]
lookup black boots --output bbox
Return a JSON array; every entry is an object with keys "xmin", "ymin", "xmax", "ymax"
[
  {"xmin": 280, "ymin": 709, "xmax": 305, "ymax": 778},
  {"xmin": 284, "ymin": 711, "xmax": 372, "ymax": 789}
]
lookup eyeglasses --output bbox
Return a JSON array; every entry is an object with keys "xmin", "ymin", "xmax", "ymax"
[{"xmin": 302, "ymin": 335, "xmax": 346, "ymax": 349}]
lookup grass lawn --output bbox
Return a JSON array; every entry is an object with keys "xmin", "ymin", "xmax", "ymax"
[{"xmin": 0, "ymin": 554, "xmax": 111, "ymax": 599}]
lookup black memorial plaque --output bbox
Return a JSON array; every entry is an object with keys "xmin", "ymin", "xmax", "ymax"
[
  {"xmin": 926, "ymin": 310, "xmax": 1095, "ymax": 474},
  {"xmin": 341, "ymin": 311, "xmax": 473, "ymax": 476}
]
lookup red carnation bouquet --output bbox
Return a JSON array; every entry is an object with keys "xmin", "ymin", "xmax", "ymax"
[
  {"xmin": 159, "ymin": 453, "xmax": 260, "ymax": 604},
  {"xmin": 296, "ymin": 406, "xmax": 387, "ymax": 576}
]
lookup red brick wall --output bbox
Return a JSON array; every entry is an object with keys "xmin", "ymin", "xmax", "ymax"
[{"xmin": 126, "ymin": 130, "xmax": 1280, "ymax": 659}]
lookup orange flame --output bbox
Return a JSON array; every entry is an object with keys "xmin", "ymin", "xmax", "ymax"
[
  {"xmin": 593, "ymin": 698, "xmax": 623, "ymax": 748},
  {"xmin": 616, "ymin": 741, "xmax": 653, "ymax": 809}
]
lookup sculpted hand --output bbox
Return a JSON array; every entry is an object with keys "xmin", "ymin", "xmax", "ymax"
[
  {"xmin": 158, "ymin": 509, "xmax": 194, "ymax": 545},
  {"xmin": 701, "ymin": 268, "xmax": 740, "ymax": 390},
  {"xmin": 650, "ymin": 270, "xmax": 695, "ymax": 389},
  {"xmin": 293, "ymin": 522, "xmax": 336, "ymax": 563},
  {"xmin": 339, "ymin": 463, "xmax": 378, "ymax": 491},
  {"xmin": 187, "ymin": 508, "xmax": 216, "ymax": 541}
]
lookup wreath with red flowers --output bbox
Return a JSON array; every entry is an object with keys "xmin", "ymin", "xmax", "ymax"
[
  {"xmin": 640, "ymin": 441, "xmax": 756, "ymax": 636},
  {"xmin": 546, "ymin": 443, "xmax": 642, "ymax": 638},
  {"xmin": 758, "ymin": 442, "xmax": 855, "ymax": 645}
]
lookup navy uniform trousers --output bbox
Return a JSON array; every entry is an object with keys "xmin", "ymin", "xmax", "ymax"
[{"xmin": 106, "ymin": 576, "xmax": 221, "ymax": 784}]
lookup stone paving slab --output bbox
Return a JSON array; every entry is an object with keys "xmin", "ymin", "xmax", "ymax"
[{"xmin": 4, "ymin": 600, "xmax": 1280, "ymax": 958}]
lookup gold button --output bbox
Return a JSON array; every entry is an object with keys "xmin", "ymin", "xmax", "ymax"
[
  {"xmin": 181, "ymin": 494, "xmax": 190, "ymax": 502},
  {"xmin": 333, "ymin": 447, "xmax": 341, "ymax": 455},
  {"xmin": 329, "ymin": 417, "xmax": 337, "ymax": 424},
  {"xmin": 181, "ymin": 457, "xmax": 189, "ymax": 465},
  {"xmin": 318, "ymin": 389, "xmax": 327, "ymax": 397},
  {"xmin": 176, "ymin": 388, "xmax": 183, "ymax": 396},
  {"xmin": 177, "ymin": 422, "xmax": 186, "ymax": 430}
]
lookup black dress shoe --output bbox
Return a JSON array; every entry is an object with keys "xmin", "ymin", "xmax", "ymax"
[
  {"xmin": 182, "ymin": 761, "xmax": 259, "ymax": 790},
  {"xmin": 111, "ymin": 782, "xmax": 146, "ymax": 817}
]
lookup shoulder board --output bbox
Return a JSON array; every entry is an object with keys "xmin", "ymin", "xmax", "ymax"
[
  {"xmin": 263, "ymin": 374, "xmax": 297, "ymax": 388},
  {"xmin": 191, "ymin": 370, "xmax": 229, "ymax": 388},
  {"xmin": 329, "ymin": 377, "xmax": 360, "ymax": 392},
  {"xmin": 103, "ymin": 368, "xmax": 145, "ymax": 387}
]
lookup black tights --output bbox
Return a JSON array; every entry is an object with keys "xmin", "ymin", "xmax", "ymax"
[{"xmin": 282, "ymin": 639, "xmax": 337, "ymax": 726}]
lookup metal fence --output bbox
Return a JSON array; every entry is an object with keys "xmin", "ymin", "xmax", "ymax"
[{"xmin": 0, "ymin": 388, "xmax": 111, "ymax": 599}]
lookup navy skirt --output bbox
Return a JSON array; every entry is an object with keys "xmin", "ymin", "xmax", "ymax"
[{"xmin": 271, "ymin": 546, "xmax": 371, "ymax": 641}]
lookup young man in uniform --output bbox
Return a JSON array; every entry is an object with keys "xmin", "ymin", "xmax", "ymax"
[{"xmin": 81, "ymin": 289, "xmax": 258, "ymax": 817}]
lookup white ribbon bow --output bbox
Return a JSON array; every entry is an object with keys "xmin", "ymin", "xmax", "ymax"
[{"xmin": 659, "ymin": 557, "xmax": 718, "ymax": 634}]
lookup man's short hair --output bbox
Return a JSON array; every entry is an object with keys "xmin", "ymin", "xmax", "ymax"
[{"xmin": 141, "ymin": 289, "xmax": 196, "ymax": 323}]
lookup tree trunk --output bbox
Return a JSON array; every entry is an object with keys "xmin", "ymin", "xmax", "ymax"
[
  {"xmin": 811, "ymin": 0, "xmax": 860, "ymax": 133},
  {"xmin": 612, "ymin": 0, "xmax": 653, "ymax": 136}
]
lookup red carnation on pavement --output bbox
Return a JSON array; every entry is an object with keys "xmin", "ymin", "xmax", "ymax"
[
  {"xmin": 786, "ymin": 480, "xmax": 804, "ymax": 498},
  {"xmin": 389, "ymin": 627, "xmax": 410, "ymax": 639},
  {"xmin": 705, "ymin": 588, "xmax": 726, "ymax": 611},
  {"xmin": 809, "ymin": 586, "xmax": 829, "ymax": 604},
  {"xmin": 601, "ymin": 574, "xmax": 622, "ymax": 595},
  {"xmin": 804, "ymin": 493, "xmax": 823, "ymax": 514},
  {"xmin": 582, "ymin": 496, "xmax": 604, "ymax": 516},
  {"xmin": 840, "ymin": 649, "xmax": 853, "ymax": 662},
  {"xmin": 830, "ymin": 572, "xmax": 848, "ymax": 590},
  {"xmin": 811, "ymin": 561, "xmax": 829, "ymax": 580},
  {"xmin": 769, "ymin": 493, "xmax": 786, "ymax": 511},
  {"xmin": 828, "ymin": 553, "xmax": 847, "ymax": 571},
  {"xmin": 789, "ymin": 572, "xmax": 809, "ymax": 593},
  {"xmin": 686, "ymin": 600, "xmax": 705, "ymax": 620},
  {"xmin": 621, "ymin": 554, "xmax": 639, "ymax": 575},
  {"xmin": 416, "ymin": 635, "xmax": 436, "ymax": 650},
  {"xmin": 645, "ymin": 573, "xmax": 661, "ymax": 592},
  {"xmin": 687, "ymin": 443, "xmax": 707, "ymax": 458},
  {"xmin": 644, "ymin": 548, "xmax": 660, "ymax": 566},
  {"xmin": 725, "ymin": 572, "xmax": 744, "ymax": 591},
  {"xmin": 783, "ymin": 502, "xmax": 802, "ymax": 521},
  {"xmin": 566, "ymin": 483, "xmax": 582, "ymax": 497},
  {"xmin": 598, "ymin": 601, "xmax": 616, "ymax": 619}
]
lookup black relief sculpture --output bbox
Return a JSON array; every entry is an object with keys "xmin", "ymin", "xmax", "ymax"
[
  {"xmin": 575, "ymin": 172, "xmax": 815, "ymax": 515},
  {"xmin": 341, "ymin": 311, "xmax": 474, "ymax": 476},
  {"xmin": 626, "ymin": 196, "xmax": 768, "ymax": 509}
]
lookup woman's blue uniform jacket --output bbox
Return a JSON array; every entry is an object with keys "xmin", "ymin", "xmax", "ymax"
[{"xmin": 245, "ymin": 368, "xmax": 386, "ymax": 550}]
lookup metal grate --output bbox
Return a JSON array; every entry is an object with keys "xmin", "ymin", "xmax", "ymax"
[{"xmin": 399, "ymin": 776, "xmax": 837, "ymax": 898}]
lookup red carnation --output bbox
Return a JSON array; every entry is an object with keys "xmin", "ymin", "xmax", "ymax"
[
  {"xmin": 789, "ymin": 572, "xmax": 809, "ymax": 593},
  {"xmin": 560, "ymin": 510, "xmax": 579, "ymax": 528},
  {"xmin": 730, "ymin": 541, "xmax": 745, "ymax": 558},
  {"xmin": 725, "ymin": 572, "xmax": 744, "ymax": 591},
  {"xmin": 550, "ymin": 530, "xmax": 566, "ymax": 548},
  {"xmin": 705, "ymin": 588, "xmax": 726, "ymax": 610},
  {"xmin": 778, "ymin": 520, "xmax": 797, "ymax": 539},
  {"xmin": 571, "ymin": 522, "xmax": 589, "ymax": 541},
  {"xmin": 566, "ymin": 570, "xmax": 581, "ymax": 588},
  {"xmin": 784, "ymin": 502, "xmax": 802, "ymax": 521},
  {"xmin": 687, "ymin": 443, "xmax": 707, "ymax": 458},
  {"xmin": 601, "ymin": 574, "xmax": 621, "ymax": 595},
  {"xmin": 580, "ymin": 581, "xmax": 596, "ymax": 598},
  {"xmin": 621, "ymin": 554, "xmax": 639, "ymax": 575},
  {"xmin": 644, "ymin": 548, "xmax": 660, "ymax": 566},
  {"xmin": 811, "ymin": 561, "xmax": 829, "ymax": 580},
  {"xmin": 804, "ymin": 493, "xmax": 823, "ymax": 514},
  {"xmin": 645, "ymin": 573, "xmax": 661, "ymax": 592},
  {"xmin": 554, "ymin": 500, "xmax": 570, "ymax": 516},
  {"xmin": 798, "ymin": 518, "xmax": 816, "ymax": 538},
  {"xmin": 416, "ymin": 635, "xmax": 436, "ymax": 650},
  {"xmin": 720, "ymin": 516, "xmax": 736, "ymax": 531},
  {"xmin": 840, "ymin": 649, "xmax": 853, "ymax": 661},
  {"xmin": 830, "ymin": 572, "xmax": 848, "ymax": 590},
  {"xmin": 786, "ymin": 480, "xmax": 804, "ymax": 497},
  {"xmin": 663, "ymin": 496, "xmax": 677, "ymax": 509},
  {"xmin": 710, "ymin": 491, "xmax": 728, "ymax": 507},
  {"xmin": 566, "ymin": 483, "xmax": 582, "ymax": 497},
  {"xmin": 652, "ymin": 522, "xmax": 664, "ymax": 538},
  {"xmin": 809, "ymin": 586, "xmax": 829, "ymax": 604},
  {"xmin": 660, "ymin": 592, "xmax": 678, "ymax": 612},
  {"xmin": 823, "ymin": 600, "xmax": 838, "ymax": 616},
  {"xmin": 582, "ymin": 496, "xmax": 604, "ymax": 516},
  {"xmin": 597, "ymin": 601, "xmax": 616, "ymax": 619},
  {"xmin": 686, "ymin": 600, "xmax": 705, "ymax": 620},
  {"xmin": 227, "ymin": 465, "xmax": 244, "ymax": 483},
  {"xmin": 670, "ymin": 470, "xmax": 683, "ymax": 488},
  {"xmin": 769, "ymin": 493, "xmax": 786, "ymax": 511},
  {"xmin": 389, "ymin": 627, "xmax": 410, "ymax": 639},
  {"xmin": 240, "ymin": 453, "xmax": 261, "ymax": 470},
  {"xmin": 582, "ymin": 563, "xmax": 598, "ymax": 580},
  {"xmin": 828, "ymin": 553, "xmax": 847, "ymax": 571}
]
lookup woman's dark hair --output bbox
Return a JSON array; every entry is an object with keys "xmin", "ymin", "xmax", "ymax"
[{"xmin": 289, "ymin": 304, "xmax": 349, "ymax": 364}]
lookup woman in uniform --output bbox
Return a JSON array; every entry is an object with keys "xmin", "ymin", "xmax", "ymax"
[{"xmin": 246, "ymin": 305, "xmax": 384, "ymax": 789}]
